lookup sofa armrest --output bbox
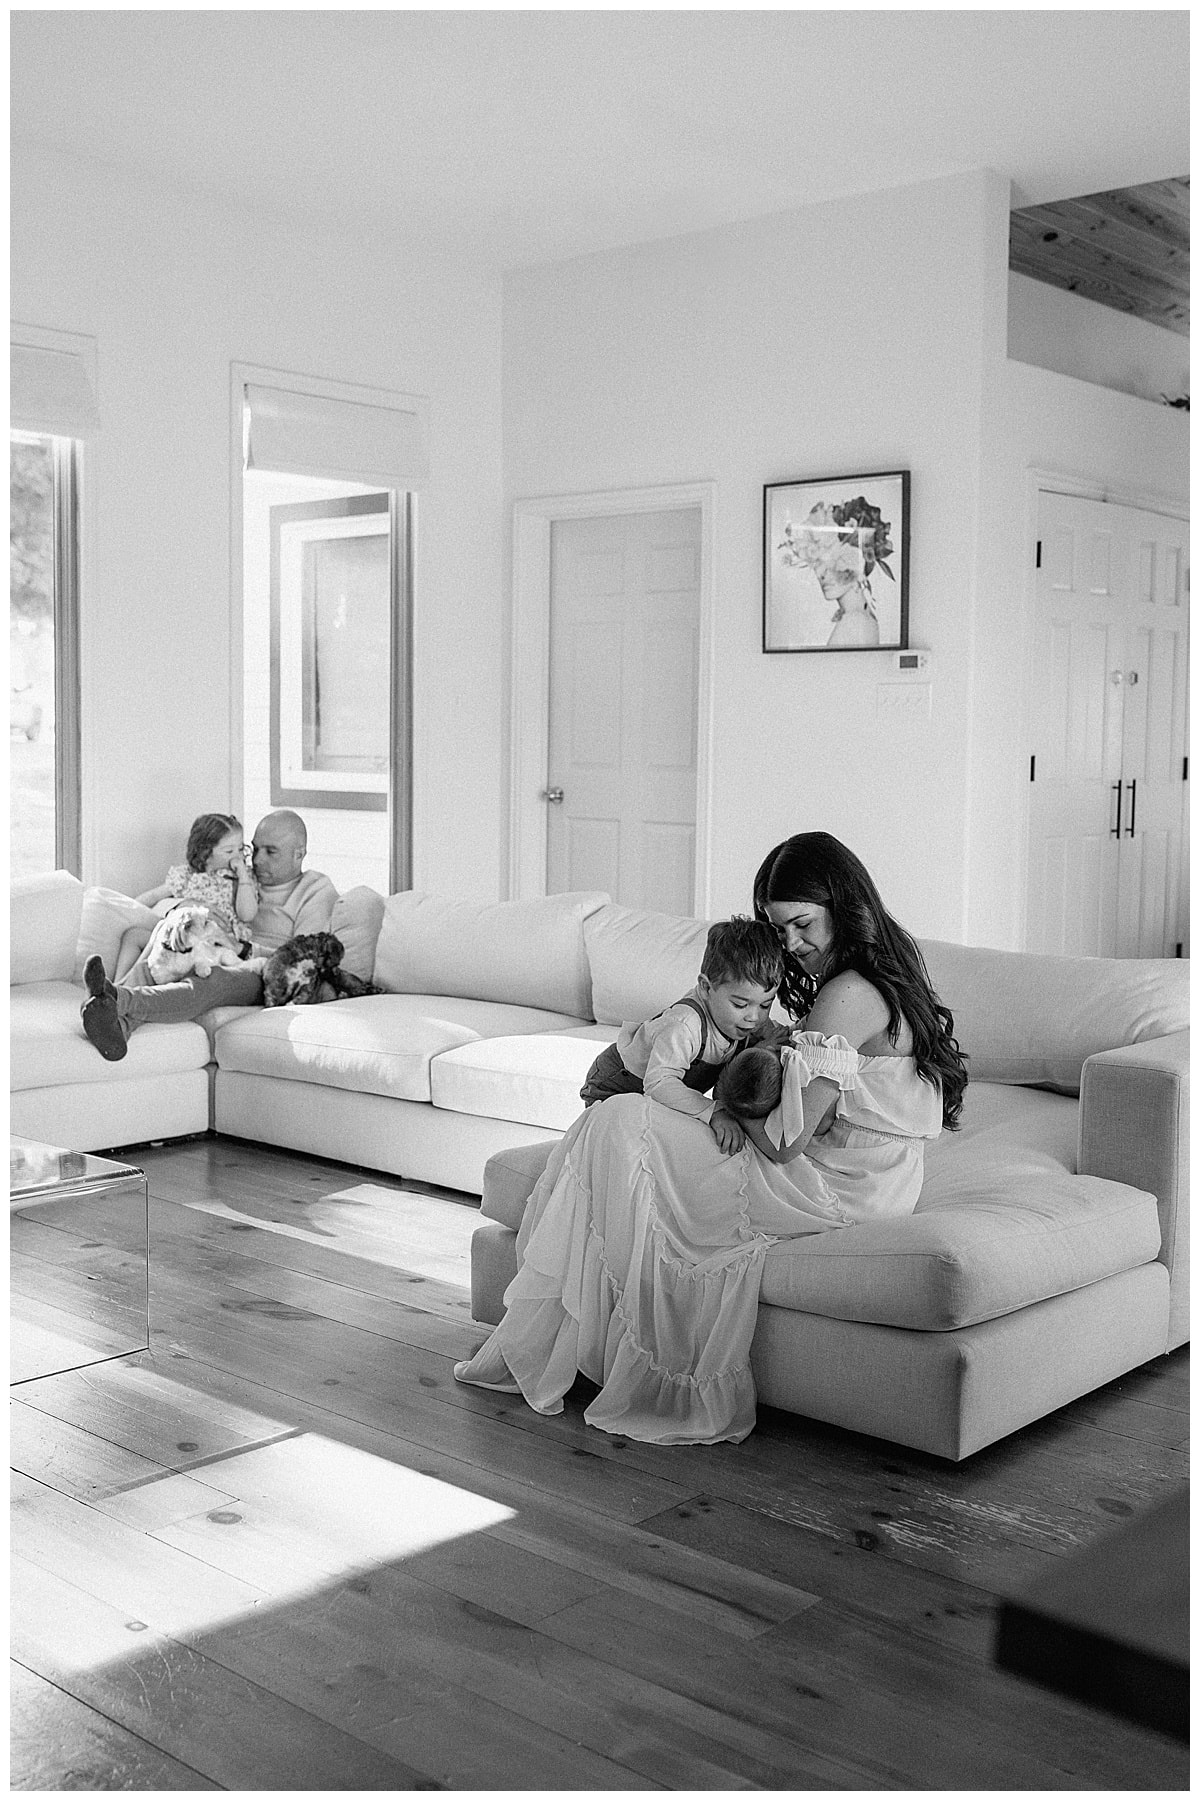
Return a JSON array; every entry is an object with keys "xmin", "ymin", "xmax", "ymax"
[{"xmin": 1079, "ymin": 1030, "xmax": 1188, "ymax": 1347}]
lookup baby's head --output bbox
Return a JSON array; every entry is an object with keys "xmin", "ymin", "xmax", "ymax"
[
  {"xmin": 714, "ymin": 1046, "xmax": 784, "ymax": 1120},
  {"xmin": 697, "ymin": 916, "xmax": 784, "ymax": 1043}
]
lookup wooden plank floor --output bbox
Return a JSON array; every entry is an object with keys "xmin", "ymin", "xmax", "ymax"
[{"xmin": 10, "ymin": 1134, "xmax": 1190, "ymax": 1791}]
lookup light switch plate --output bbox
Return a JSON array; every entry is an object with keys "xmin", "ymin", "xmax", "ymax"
[{"xmin": 877, "ymin": 682, "xmax": 932, "ymax": 718}]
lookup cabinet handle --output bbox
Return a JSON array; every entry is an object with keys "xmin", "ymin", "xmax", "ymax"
[
  {"xmin": 541, "ymin": 787, "xmax": 565, "ymax": 804},
  {"xmin": 1110, "ymin": 779, "xmax": 1123, "ymax": 837},
  {"xmin": 1125, "ymin": 777, "xmax": 1137, "ymax": 838}
]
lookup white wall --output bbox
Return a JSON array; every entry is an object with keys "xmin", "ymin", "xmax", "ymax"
[
  {"xmin": 11, "ymin": 143, "xmax": 505, "ymax": 900},
  {"xmin": 503, "ymin": 172, "xmax": 1010, "ymax": 941},
  {"xmin": 969, "ymin": 358, "xmax": 1189, "ymax": 947},
  {"xmin": 1008, "ymin": 270, "xmax": 1190, "ymax": 407}
]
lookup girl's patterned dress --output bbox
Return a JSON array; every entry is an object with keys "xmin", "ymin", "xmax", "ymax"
[{"xmin": 163, "ymin": 865, "xmax": 255, "ymax": 952}]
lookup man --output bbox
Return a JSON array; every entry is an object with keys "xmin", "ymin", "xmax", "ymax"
[
  {"xmin": 80, "ymin": 809, "xmax": 337, "ymax": 1061},
  {"xmin": 244, "ymin": 810, "xmax": 339, "ymax": 954}
]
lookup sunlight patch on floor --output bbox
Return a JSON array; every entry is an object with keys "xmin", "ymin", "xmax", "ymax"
[
  {"xmin": 185, "ymin": 1182, "xmax": 479, "ymax": 1284},
  {"xmin": 176, "ymin": 1429, "xmax": 516, "ymax": 1570},
  {"xmin": 15, "ymin": 1431, "xmax": 517, "ymax": 1669}
]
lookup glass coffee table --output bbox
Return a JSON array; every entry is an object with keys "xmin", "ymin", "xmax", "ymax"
[{"xmin": 9, "ymin": 1137, "xmax": 149, "ymax": 1385}]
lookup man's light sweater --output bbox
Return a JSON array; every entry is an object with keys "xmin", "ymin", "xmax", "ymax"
[{"xmin": 252, "ymin": 869, "xmax": 338, "ymax": 953}]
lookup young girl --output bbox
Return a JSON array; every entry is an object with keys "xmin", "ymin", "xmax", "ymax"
[{"xmin": 137, "ymin": 813, "xmax": 259, "ymax": 954}]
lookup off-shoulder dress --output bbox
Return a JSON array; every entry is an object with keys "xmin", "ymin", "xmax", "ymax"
[{"xmin": 454, "ymin": 1032, "xmax": 943, "ymax": 1444}]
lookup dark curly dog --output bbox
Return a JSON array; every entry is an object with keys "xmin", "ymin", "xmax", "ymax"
[{"xmin": 261, "ymin": 932, "xmax": 381, "ymax": 1008}]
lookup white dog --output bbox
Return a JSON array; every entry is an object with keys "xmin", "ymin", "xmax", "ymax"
[{"xmin": 143, "ymin": 905, "xmax": 252, "ymax": 985}]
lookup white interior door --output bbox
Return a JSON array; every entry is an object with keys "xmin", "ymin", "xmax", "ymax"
[
  {"xmin": 547, "ymin": 508, "xmax": 700, "ymax": 912},
  {"xmin": 1112, "ymin": 502, "xmax": 1190, "ymax": 956},
  {"xmin": 1026, "ymin": 490, "xmax": 1189, "ymax": 958}
]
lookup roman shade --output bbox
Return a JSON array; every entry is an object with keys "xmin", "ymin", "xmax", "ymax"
[
  {"xmin": 244, "ymin": 382, "xmax": 428, "ymax": 488},
  {"xmin": 11, "ymin": 336, "xmax": 100, "ymax": 438}
]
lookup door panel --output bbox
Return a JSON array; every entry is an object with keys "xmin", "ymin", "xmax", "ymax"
[
  {"xmin": 564, "ymin": 816, "xmax": 620, "ymax": 895},
  {"xmin": 1027, "ymin": 492, "xmax": 1188, "ymax": 959},
  {"xmin": 640, "ymin": 822, "xmax": 695, "ymax": 918},
  {"xmin": 547, "ymin": 508, "xmax": 700, "ymax": 910}
]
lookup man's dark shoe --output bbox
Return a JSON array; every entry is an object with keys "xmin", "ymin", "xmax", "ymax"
[
  {"xmin": 81, "ymin": 956, "xmax": 128, "ymax": 1060},
  {"xmin": 83, "ymin": 953, "xmax": 116, "ymax": 1001}
]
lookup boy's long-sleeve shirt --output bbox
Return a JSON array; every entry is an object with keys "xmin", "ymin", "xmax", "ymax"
[{"xmin": 613, "ymin": 987, "xmax": 740, "ymax": 1122}]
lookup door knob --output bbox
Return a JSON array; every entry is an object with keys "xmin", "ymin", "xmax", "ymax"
[{"xmin": 541, "ymin": 787, "xmax": 564, "ymax": 804}]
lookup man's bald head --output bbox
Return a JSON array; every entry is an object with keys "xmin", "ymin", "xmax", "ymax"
[{"xmin": 252, "ymin": 810, "xmax": 308, "ymax": 887}]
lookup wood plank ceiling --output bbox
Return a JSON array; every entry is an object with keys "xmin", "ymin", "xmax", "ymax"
[{"xmin": 1010, "ymin": 177, "xmax": 1189, "ymax": 336}]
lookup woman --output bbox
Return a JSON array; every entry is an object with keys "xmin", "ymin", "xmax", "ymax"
[{"xmin": 455, "ymin": 833, "xmax": 968, "ymax": 1445}]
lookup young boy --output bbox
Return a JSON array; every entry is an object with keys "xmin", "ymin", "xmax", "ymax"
[{"xmin": 580, "ymin": 916, "xmax": 785, "ymax": 1150}]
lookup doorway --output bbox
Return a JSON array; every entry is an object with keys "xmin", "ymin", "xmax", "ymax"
[
  {"xmin": 1024, "ymin": 487, "xmax": 1189, "ymax": 958},
  {"xmin": 547, "ymin": 508, "xmax": 700, "ymax": 913},
  {"xmin": 508, "ymin": 483, "xmax": 716, "ymax": 911}
]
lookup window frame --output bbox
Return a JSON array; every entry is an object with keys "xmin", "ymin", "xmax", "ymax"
[
  {"xmin": 10, "ymin": 430, "xmax": 82, "ymax": 877},
  {"xmin": 52, "ymin": 436, "xmax": 83, "ymax": 875}
]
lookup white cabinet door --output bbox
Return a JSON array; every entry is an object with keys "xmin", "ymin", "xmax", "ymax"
[
  {"xmin": 1026, "ymin": 491, "xmax": 1189, "ymax": 959},
  {"xmin": 547, "ymin": 509, "xmax": 700, "ymax": 913}
]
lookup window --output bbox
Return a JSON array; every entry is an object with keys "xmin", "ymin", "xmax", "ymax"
[
  {"xmin": 10, "ymin": 432, "xmax": 81, "ymax": 877},
  {"xmin": 238, "ymin": 370, "xmax": 424, "ymax": 896}
]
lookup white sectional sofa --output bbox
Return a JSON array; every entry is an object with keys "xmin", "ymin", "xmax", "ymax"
[{"xmin": 11, "ymin": 869, "xmax": 1189, "ymax": 1459}]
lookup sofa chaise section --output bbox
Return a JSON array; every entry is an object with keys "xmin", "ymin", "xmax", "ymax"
[
  {"xmin": 10, "ymin": 871, "xmax": 211, "ymax": 1151},
  {"xmin": 469, "ymin": 906, "xmax": 1188, "ymax": 1460}
]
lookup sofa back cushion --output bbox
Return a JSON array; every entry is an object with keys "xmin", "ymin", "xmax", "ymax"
[
  {"xmin": 73, "ymin": 886, "xmax": 161, "ymax": 983},
  {"xmin": 373, "ymin": 890, "xmax": 609, "ymax": 1018},
  {"xmin": 329, "ymin": 885, "xmax": 386, "ymax": 982},
  {"xmin": 918, "ymin": 938, "xmax": 1190, "ymax": 1094},
  {"xmin": 11, "ymin": 870, "xmax": 84, "ymax": 985},
  {"xmin": 586, "ymin": 903, "xmax": 713, "ymax": 1025},
  {"xmin": 584, "ymin": 900, "xmax": 1189, "ymax": 1090}
]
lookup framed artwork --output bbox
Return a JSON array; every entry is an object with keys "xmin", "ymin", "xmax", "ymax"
[
  {"xmin": 763, "ymin": 469, "xmax": 909, "ymax": 653},
  {"xmin": 270, "ymin": 492, "xmax": 391, "ymax": 811}
]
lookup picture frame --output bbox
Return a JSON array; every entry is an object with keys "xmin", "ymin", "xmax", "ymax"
[
  {"xmin": 763, "ymin": 469, "xmax": 909, "ymax": 653},
  {"xmin": 270, "ymin": 492, "xmax": 391, "ymax": 811}
]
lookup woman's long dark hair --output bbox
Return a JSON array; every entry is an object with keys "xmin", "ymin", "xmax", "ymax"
[{"xmin": 752, "ymin": 833, "xmax": 968, "ymax": 1129}]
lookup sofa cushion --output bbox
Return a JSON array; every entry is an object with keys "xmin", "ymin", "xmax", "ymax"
[
  {"xmin": 759, "ymin": 1164, "xmax": 1160, "ymax": 1330},
  {"xmin": 11, "ymin": 871, "xmax": 84, "ymax": 984},
  {"xmin": 482, "ymin": 1139, "xmax": 565, "ymax": 1231},
  {"xmin": 430, "ymin": 1026, "xmax": 619, "ymax": 1131},
  {"xmin": 926, "ymin": 1075, "xmax": 1080, "ymax": 1171},
  {"xmin": 73, "ymin": 886, "xmax": 160, "ymax": 983},
  {"xmin": 918, "ymin": 938, "xmax": 1189, "ymax": 1094},
  {"xmin": 10, "ymin": 980, "xmax": 212, "ymax": 1090},
  {"xmin": 213, "ymin": 994, "xmax": 592, "ymax": 1104},
  {"xmin": 478, "ymin": 1081, "xmax": 1161, "ymax": 1330},
  {"xmin": 374, "ymin": 890, "xmax": 610, "ymax": 1019},
  {"xmin": 330, "ymin": 885, "xmax": 386, "ymax": 982},
  {"xmin": 586, "ymin": 902, "xmax": 712, "ymax": 1026}
]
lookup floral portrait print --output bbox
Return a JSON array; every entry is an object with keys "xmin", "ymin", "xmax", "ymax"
[{"xmin": 764, "ymin": 472, "xmax": 909, "ymax": 653}]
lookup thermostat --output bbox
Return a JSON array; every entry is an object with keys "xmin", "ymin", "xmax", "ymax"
[{"xmin": 894, "ymin": 650, "xmax": 930, "ymax": 673}]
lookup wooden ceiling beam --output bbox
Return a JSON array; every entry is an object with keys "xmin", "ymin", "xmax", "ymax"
[
  {"xmin": 1009, "ymin": 220, "xmax": 1189, "ymax": 313},
  {"xmin": 1009, "ymin": 177, "xmax": 1190, "ymax": 336},
  {"xmin": 1026, "ymin": 199, "xmax": 1189, "ymax": 278}
]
